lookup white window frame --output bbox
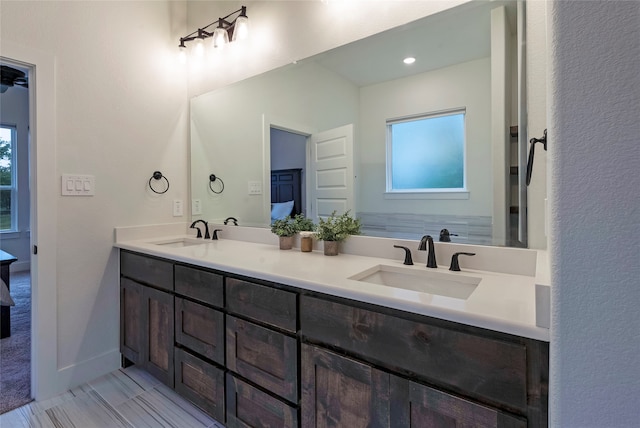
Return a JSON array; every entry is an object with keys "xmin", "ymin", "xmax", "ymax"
[
  {"xmin": 385, "ymin": 108, "xmax": 469, "ymax": 200},
  {"xmin": 0, "ymin": 125, "xmax": 18, "ymax": 233}
]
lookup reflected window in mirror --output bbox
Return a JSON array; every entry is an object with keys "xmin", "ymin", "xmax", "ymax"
[{"xmin": 386, "ymin": 109, "xmax": 466, "ymax": 194}]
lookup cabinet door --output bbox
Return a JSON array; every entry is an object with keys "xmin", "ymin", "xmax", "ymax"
[
  {"xmin": 301, "ymin": 344, "xmax": 391, "ymax": 428},
  {"xmin": 175, "ymin": 347, "xmax": 225, "ymax": 422},
  {"xmin": 175, "ymin": 297, "xmax": 224, "ymax": 364},
  {"xmin": 390, "ymin": 377, "xmax": 527, "ymax": 428},
  {"xmin": 227, "ymin": 316, "xmax": 298, "ymax": 403},
  {"xmin": 120, "ymin": 278, "xmax": 143, "ymax": 364},
  {"xmin": 142, "ymin": 286, "xmax": 174, "ymax": 387}
]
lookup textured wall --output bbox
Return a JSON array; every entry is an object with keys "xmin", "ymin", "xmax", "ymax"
[{"xmin": 548, "ymin": 1, "xmax": 640, "ymax": 426}]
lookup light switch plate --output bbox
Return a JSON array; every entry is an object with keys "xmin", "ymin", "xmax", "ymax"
[
  {"xmin": 173, "ymin": 199, "xmax": 183, "ymax": 217},
  {"xmin": 61, "ymin": 174, "xmax": 95, "ymax": 196},
  {"xmin": 192, "ymin": 199, "xmax": 202, "ymax": 215},
  {"xmin": 248, "ymin": 181, "xmax": 262, "ymax": 195}
]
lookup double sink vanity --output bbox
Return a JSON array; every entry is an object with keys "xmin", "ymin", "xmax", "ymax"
[{"xmin": 115, "ymin": 223, "xmax": 550, "ymax": 427}]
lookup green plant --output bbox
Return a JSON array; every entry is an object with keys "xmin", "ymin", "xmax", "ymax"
[
  {"xmin": 292, "ymin": 214, "xmax": 315, "ymax": 232},
  {"xmin": 270, "ymin": 216, "xmax": 297, "ymax": 237},
  {"xmin": 315, "ymin": 210, "xmax": 361, "ymax": 242}
]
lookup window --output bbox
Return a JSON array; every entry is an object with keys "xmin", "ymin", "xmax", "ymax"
[
  {"xmin": 0, "ymin": 125, "xmax": 17, "ymax": 232},
  {"xmin": 386, "ymin": 109, "xmax": 466, "ymax": 196}
]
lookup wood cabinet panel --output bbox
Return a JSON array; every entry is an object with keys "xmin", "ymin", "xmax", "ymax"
[
  {"xmin": 175, "ymin": 297, "xmax": 224, "ymax": 364},
  {"xmin": 301, "ymin": 295, "xmax": 528, "ymax": 413},
  {"xmin": 301, "ymin": 344, "xmax": 392, "ymax": 428},
  {"xmin": 121, "ymin": 251, "xmax": 173, "ymax": 291},
  {"xmin": 226, "ymin": 316, "xmax": 298, "ymax": 403},
  {"xmin": 226, "ymin": 374, "xmax": 298, "ymax": 428},
  {"xmin": 120, "ymin": 278, "xmax": 143, "ymax": 364},
  {"xmin": 390, "ymin": 377, "xmax": 526, "ymax": 428},
  {"xmin": 175, "ymin": 347, "xmax": 225, "ymax": 422},
  {"xmin": 175, "ymin": 265, "xmax": 224, "ymax": 308},
  {"xmin": 142, "ymin": 286, "xmax": 174, "ymax": 387},
  {"xmin": 226, "ymin": 278, "xmax": 297, "ymax": 332}
]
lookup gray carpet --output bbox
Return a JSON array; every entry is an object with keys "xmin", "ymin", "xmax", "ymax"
[{"xmin": 0, "ymin": 271, "xmax": 32, "ymax": 414}]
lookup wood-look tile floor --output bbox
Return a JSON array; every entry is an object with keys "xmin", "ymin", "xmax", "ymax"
[{"xmin": 0, "ymin": 366, "xmax": 224, "ymax": 427}]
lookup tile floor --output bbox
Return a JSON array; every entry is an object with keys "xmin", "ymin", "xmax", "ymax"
[{"xmin": 0, "ymin": 366, "xmax": 224, "ymax": 427}]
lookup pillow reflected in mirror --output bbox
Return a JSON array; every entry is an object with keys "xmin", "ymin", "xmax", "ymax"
[{"xmin": 271, "ymin": 200, "xmax": 294, "ymax": 222}]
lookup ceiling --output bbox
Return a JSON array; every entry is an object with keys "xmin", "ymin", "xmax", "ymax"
[{"xmin": 310, "ymin": 1, "xmax": 516, "ymax": 87}]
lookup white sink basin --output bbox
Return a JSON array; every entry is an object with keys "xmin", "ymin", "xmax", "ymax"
[
  {"xmin": 349, "ymin": 264, "xmax": 480, "ymax": 299},
  {"xmin": 150, "ymin": 238, "xmax": 209, "ymax": 248}
]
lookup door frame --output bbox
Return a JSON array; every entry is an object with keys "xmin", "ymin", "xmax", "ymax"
[{"xmin": 1, "ymin": 41, "xmax": 58, "ymax": 400}]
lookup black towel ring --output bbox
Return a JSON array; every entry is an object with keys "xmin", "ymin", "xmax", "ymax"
[
  {"xmin": 209, "ymin": 174, "xmax": 225, "ymax": 194},
  {"xmin": 149, "ymin": 171, "xmax": 170, "ymax": 194}
]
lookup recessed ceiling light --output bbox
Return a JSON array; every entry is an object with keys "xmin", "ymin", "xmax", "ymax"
[{"xmin": 403, "ymin": 57, "xmax": 416, "ymax": 65}]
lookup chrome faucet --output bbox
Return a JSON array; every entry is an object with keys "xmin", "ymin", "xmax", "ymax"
[
  {"xmin": 190, "ymin": 220, "xmax": 210, "ymax": 239},
  {"xmin": 418, "ymin": 235, "xmax": 437, "ymax": 268}
]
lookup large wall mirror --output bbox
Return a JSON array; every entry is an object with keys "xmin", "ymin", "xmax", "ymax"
[{"xmin": 191, "ymin": 0, "xmax": 540, "ymax": 248}]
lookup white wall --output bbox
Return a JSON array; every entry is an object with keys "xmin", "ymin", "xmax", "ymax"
[
  {"xmin": 548, "ymin": 1, "xmax": 640, "ymax": 426},
  {"xmin": 0, "ymin": 1, "xmax": 188, "ymax": 398},
  {"xmin": 0, "ymin": 83, "xmax": 31, "ymax": 271},
  {"xmin": 358, "ymin": 57, "xmax": 492, "ymax": 216}
]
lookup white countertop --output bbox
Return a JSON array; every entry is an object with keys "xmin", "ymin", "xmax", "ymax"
[{"xmin": 115, "ymin": 228, "xmax": 550, "ymax": 342}]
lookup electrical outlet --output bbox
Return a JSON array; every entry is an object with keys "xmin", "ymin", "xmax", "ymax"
[
  {"xmin": 192, "ymin": 199, "xmax": 202, "ymax": 215},
  {"xmin": 173, "ymin": 199, "xmax": 183, "ymax": 217},
  {"xmin": 248, "ymin": 181, "xmax": 262, "ymax": 195}
]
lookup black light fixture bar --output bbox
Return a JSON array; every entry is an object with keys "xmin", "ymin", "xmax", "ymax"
[{"xmin": 179, "ymin": 6, "xmax": 248, "ymax": 48}]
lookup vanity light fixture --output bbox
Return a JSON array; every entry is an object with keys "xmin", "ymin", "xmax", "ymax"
[{"xmin": 178, "ymin": 5, "xmax": 249, "ymax": 60}]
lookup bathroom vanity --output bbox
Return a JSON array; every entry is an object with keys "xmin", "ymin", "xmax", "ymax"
[{"xmin": 117, "ymin": 230, "xmax": 549, "ymax": 427}]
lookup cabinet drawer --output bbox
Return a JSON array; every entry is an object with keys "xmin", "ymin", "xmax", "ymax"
[
  {"xmin": 226, "ymin": 278, "xmax": 296, "ymax": 332},
  {"xmin": 175, "ymin": 265, "xmax": 224, "ymax": 307},
  {"xmin": 300, "ymin": 295, "xmax": 528, "ymax": 412},
  {"xmin": 120, "ymin": 251, "xmax": 173, "ymax": 291},
  {"xmin": 226, "ymin": 374, "xmax": 298, "ymax": 428},
  {"xmin": 226, "ymin": 316, "xmax": 298, "ymax": 403},
  {"xmin": 174, "ymin": 347, "xmax": 225, "ymax": 422},
  {"xmin": 175, "ymin": 297, "xmax": 224, "ymax": 364}
]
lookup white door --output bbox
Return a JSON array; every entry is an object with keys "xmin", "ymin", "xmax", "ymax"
[{"xmin": 308, "ymin": 124, "xmax": 354, "ymax": 221}]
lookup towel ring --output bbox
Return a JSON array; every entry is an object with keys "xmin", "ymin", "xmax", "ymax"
[
  {"xmin": 209, "ymin": 174, "xmax": 225, "ymax": 194},
  {"xmin": 149, "ymin": 171, "xmax": 170, "ymax": 194}
]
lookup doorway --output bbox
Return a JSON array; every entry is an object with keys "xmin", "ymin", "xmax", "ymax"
[
  {"xmin": 270, "ymin": 127, "xmax": 308, "ymax": 217},
  {"xmin": 0, "ymin": 59, "xmax": 32, "ymax": 413}
]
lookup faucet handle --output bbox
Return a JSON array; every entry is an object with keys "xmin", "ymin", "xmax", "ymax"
[
  {"xmin": 393, "ymin": 245, "xmax": 414, "ymax": 265},
  {"xmin": 449, "ymin": 252, "xmax": 476, "ymax": 271},
  {"xmin": 212, "ymin": 229, "xmax": 222, "ymax": 240}
]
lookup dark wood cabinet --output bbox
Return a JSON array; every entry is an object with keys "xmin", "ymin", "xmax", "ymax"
[
  {"xmin": 301, "ymin": 344, "xmax": 393, "ymax": 428},
  {"xmin": 226, "ymin": 277, "xmax": 297, "ymax": 332},
  {"xmin": 175, "ymin": 347, "xmax": 225, "ymax": 422},
  {"xmin": 120, "ymin": 277, "xmax": 143, "ymax": 364},
  {"xmin": 175, "ymin": 297, "xmax": 224, "ymax": 365},
  {"xmin": 141, "ymin": 285, "xmax": 174, "ymax": 387},
  {"xmin": 120, "ymin": 250, "xmax": 548, "ymax": 427},
  {"xmin": 390, "ymin": 377, "xmax": 527, "ymax": 428},
  {"xmin": 300, "ymin": 295, "xmax": 529, "ymax": 413},
  {"xmin": 226, "ymin": 315, "xmax": 298, "ymax": 403},
  {"xmin": 227, "ymin": 374, "xmax": 298, "ymax": 428}
]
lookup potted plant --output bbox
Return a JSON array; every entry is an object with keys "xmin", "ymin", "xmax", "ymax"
[
  {"xmin": 270, "ymin": 216, "xmax": 297, "ymax": 250},
  {"xmin": 271, "ymin": 214, "xmax": 316, "ymax": 250},
  {"xmin": 315, "ymin": 210, "xmax": 361, "ymax": 256},
  {"xmin": 293, "ymin": 214, "xmax": 316, "ymax": 252}
]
